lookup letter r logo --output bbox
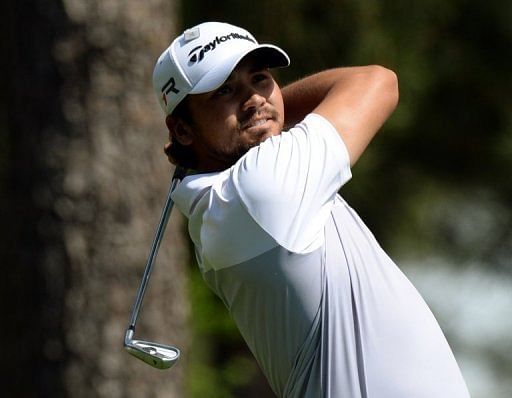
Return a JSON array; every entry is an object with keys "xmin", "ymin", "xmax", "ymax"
[
  {"xmin": 161, "ymin": 77, "xmax": 180, "ymax": 108},
  {"xmin": 161, "ymin": 77, "xmax": 180, "ymax": 95}
]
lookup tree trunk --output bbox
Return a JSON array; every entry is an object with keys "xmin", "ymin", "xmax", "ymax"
[{"xmin": 2, "ymin": 0, "xmax": 189, "ymax": 396}]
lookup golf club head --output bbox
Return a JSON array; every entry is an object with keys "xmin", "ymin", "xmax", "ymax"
[{"xmin": 124, "ymin": 330, "xmax": 180, "ymax": 370}]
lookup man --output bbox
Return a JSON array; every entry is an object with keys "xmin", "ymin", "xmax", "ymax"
[{"xmin": 153, "ymin": 22, "xmax": 470, "ymax": 397}]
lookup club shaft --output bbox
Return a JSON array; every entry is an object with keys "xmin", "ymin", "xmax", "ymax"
[{"xmin": 128, "ymin": 169, "xmax": 183, "ymax": 329}]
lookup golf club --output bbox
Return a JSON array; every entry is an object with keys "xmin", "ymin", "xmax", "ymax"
[{"xmin": 124, "ymin": 166, "xmax": 186, "ymax": 369}]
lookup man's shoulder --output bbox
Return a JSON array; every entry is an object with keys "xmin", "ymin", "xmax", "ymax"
[
  {"xmin": 172, "ymin": 168, "xmax": 278, "ymax": 270},
  {"xmin": 172, "ymin": 170, "xmax": 229, "ymax": 217}
]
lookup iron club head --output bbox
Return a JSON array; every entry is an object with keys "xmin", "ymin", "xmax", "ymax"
[{"xmin": 124, "ymin": 328, "xmax": 180, "ymax": 370}]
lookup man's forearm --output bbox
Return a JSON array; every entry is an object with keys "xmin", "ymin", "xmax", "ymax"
[
  {"xmin": 282, "ymin": 68, "xmax": 348, "ymax": 128},
  {"xmin": 281, "ymin": 66, "xmax": 399, "ymax": 165},
  {"xmin": 282, "ymin": 66, "xmax": 395, "ymax": 126}
]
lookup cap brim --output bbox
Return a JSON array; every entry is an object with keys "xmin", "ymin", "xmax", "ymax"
[{"xmin": 189, "ymin": 44, "xmax": 290, "ymax": 94}]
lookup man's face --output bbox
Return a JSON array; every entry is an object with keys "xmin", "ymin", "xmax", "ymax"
[{"xmin": 176, "ymin": 53, "xmax": 285, "ymax": 172}]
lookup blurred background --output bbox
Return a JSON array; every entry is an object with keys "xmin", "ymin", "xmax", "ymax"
[{"xmin": 1, "ymin": 0, "xmax": 510, "ymax": 397}]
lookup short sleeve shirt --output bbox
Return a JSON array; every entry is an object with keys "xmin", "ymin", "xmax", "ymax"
[
  {"xmin": 172, "ymin": 114, "xmax": 470, "ymax": 398},
  {"xmin": 173, "ymin": 113, "xmax": 351, "ymax": 270}
]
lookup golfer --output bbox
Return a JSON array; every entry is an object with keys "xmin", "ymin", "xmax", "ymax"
[{"xmin": 153, "ymin": 22, "xmax": 470, "ymax": 397}]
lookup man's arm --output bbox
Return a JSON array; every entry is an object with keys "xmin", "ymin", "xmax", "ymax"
[{"xmin": 281, "ymin": 66, "xmax": 399, "ymax": 166}]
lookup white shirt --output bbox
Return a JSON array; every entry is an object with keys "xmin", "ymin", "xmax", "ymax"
[{"xmin": 173, "ymin": 114, "xmax": 470, "ymax": 397}]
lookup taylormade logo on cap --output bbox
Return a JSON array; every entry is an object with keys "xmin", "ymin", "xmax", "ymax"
[
  {"xmin": 152, "ymin": 22, "xmax": 290, "ymax": 115},
  {"xmin": 188, "ymin": 33, "xmax": 256, "ymax": 64}
]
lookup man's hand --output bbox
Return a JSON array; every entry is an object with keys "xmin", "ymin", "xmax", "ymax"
[{"xmin": 282, "ymin": 66, "xmax": 399, "ymax": 166}]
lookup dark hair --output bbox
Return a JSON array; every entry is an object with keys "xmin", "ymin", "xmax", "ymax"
[{"xmin": 167, "ymin": 97, "xmax": 197, "ymax": 169}]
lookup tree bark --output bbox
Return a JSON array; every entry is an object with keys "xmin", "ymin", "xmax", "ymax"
[{"xmin": 2, "ymin": 0, "xmax": 188, "ymax": 396}]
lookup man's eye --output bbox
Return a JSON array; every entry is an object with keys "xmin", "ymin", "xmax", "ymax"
[
  {"xmin": 253, "ymin": 73, "xmax": 269, "ymax": 83},
  {"xmin": 216, "ymin": 85, "xmax": 232, "ymax": 95}
]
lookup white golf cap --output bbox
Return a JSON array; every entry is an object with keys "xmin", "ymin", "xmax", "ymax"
[{"xmin": 153, "ymin": 22, "xmax": 290, "ymax": 115}]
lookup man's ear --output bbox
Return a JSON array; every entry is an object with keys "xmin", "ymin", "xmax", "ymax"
[{"xmin": 165, "ymin": 115, "xmax": 194, "ymax": 146}]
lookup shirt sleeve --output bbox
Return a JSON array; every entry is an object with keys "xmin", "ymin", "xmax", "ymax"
[{"xmin": 230, "ymin": 113, "xmax": 352, "ymax": 254}]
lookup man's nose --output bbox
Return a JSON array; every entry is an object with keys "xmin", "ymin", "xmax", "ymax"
[{"xmin": 241, "ymin": 90, "xmax": 266, "ymax": 112}]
